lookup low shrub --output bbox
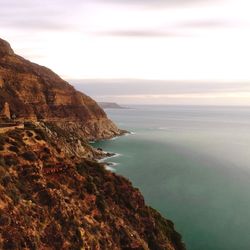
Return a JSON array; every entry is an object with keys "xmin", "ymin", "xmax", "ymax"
[
  {"xmin": 8, "ymin": 130, "xmax": 23, "ymax": 144},
  {"xmin": 85, "ymin": 176, "xmax": 97, "ymax": 194},
  {"xmin": 8, "ymin": 146, "xmax": 19, "ymax": 153},
  {"xmin": 35, "ymin": 135, "xmax": 42, "ymax": 141},
  {"xmin": 34, "ymin": 128, "xmax": 47, "ymax": 141},
  {"xmin": 0, "ymin": 211, "xmax": 11, "ymax": 226},
  {"xmin": 26, "ymin": 131, "xmax": 33, "ymax": 137},
  {"xmin": 21, "ymin": 151, "xmax": 37, "ymax": 161},
  {"xmin": 4, "ymin": 155, "xmax": 18, "ymax": 166},
  {"xmin": 96, "ymin": 195, "xmax": 106, "ymax": 212},
  {"xmin": 9, "ymin": 140, "xmax": 19, "ymax": 147},
  {"xmin": 24, "ymin": 122, "xmax": 36, "ymax": 130},
  {"xmin": 0, "ymin": 134, "xmax": 6, "ymax": 147}
]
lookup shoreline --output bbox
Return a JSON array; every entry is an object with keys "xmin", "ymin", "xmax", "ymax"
[
  {"xmin": 92, "ymin": 130, "xmax": 134, "ymax": 170},
  {"xmin": 91, "ymin": 129, "xmax": 136, "ymax": 171}
]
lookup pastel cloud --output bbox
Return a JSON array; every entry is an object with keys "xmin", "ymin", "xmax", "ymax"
[{"xmin": 0, "ymin": 0, "xmax": 250, "ymax": 105}]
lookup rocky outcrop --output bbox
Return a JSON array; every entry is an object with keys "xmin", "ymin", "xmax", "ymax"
[
  {"xmin": 98, "ymin": 102, "xmax": 127, "ymax": 109},
  {"xmin": 0, "ymin": 124, "xmax": 185, "ymax": 250},
  {"xmin": 0, "ymin": 38, "xmax": 185, "ymax": 249},
  {"xmin": 0, "ymin": 102, "xmax": 10, "ymax": 119},
  {"xmin": 0, "ymin": 38, "xmax": 14, "ymax": 56},
  {"xmin": 0, "ymin": 38, "xmax": 121, "ymax": 139}
]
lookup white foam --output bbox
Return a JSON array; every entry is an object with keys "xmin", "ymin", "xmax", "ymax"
[
  {"xmin": 98, "ymin": 153, "xmax": 122, "ymax": 163},
  {"xmin": 105, "ymin": 165, "xmax": 116, "ymax": 172},
  {"xmin": 109, "ymin": 136, "xmax": 119, "ymax": 141},
  {"xmin": 123, "ymin": 131, "xmax": 136, "ymax": 136},
  {"xmin": 107, "ymin": 162, "xmax": 119, "ymax": 167},
  {"xmin": 158, "ymin": 127, "xmax": 169, "ymax": 130}
]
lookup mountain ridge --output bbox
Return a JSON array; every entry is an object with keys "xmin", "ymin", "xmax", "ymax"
[
  {"xmin": 0, "ymin": 38, "xmax": 121, "ymax": 140},
  {"xmin": 0, "ymin": 38, "xmax": 185, "ymax": 250}
]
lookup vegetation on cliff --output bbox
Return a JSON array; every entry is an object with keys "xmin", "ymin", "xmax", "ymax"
[
  {"xmin": 0, "ymin": 124, "xmax": 185, "ymax": 250},
  {"xmin": 0, "ymin": 38, "xmax": 120, "ymax": 140},
  {"xmin": 0, "ymin": 37, "xmax": 185, "ymax": 249}
]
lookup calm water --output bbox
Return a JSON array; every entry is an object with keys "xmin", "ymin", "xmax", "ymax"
[{"xmin": 93, "ymin": 105, "xmax": 250, "ymax": 250}]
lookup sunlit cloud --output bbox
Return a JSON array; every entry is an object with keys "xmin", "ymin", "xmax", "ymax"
[
  {"xmin": 73, "ymin": 80, "xmax": 250, "ymax": 105},
  {"xmin": 94, "ymin": 30, "xmax": 186, "ymax": 38},
  {"xmin": 88, "ymin": 92, "xmax": 250, "ymax": 105},
  {"xmin": 1, "ymin": 0, "xmax": 250, "ymax": 104}
]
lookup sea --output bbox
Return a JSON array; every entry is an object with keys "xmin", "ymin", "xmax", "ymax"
[{"xmin": 92, "ymin": 105, "xmax": 250, "ymax": 250}]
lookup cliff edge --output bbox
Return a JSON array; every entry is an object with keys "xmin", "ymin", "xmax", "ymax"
[
  {"xmin": 0, "ymin": 38, "xmax": 120, "ymax": 140},
  {"xmin": 0, "ymin": 124, "xmax": 185, "ymax": 250},
  {"xmin": 0, "ymin": 38, "xmax": 185, "ymax": 250}
]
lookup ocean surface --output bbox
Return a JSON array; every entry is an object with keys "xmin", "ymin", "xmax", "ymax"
[{"xmin": 93, "ymin": 105, "xmax": 250, "ymax": 250}]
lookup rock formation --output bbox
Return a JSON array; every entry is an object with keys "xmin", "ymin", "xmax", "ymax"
[
  {"xmin": 0, "ymin": 123, "xmax": 185, "ymax": 250},
  {"xmin": 0, "ymin": 102, "xmax": 11, "ymax": 119},
  {"xmin": 0, "ymin": 38, "xmax": 121, "ymax": 140},
  {"xmin": 0, "ymin": 38, "xmax": 186, "ymax": 249}
]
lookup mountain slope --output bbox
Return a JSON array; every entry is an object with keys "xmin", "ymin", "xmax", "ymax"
[
  {"xmin": 0, "ymin": 38, "xmax": 186, "ymax": 250},
  {"xmin": 0, "ymin": 38, "xmax": 120, "ymax": 140}
]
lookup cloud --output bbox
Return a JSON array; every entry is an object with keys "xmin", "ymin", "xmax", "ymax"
[
  {"xmin": 0, "ymin": 0, "xmax": 79, "ymax": 30},
  {"xmin": 70, "ymin": 79, "xmax": 250, "ymax": 105},
  {"xmin": 96, "ymin": 0, "xmax": 220, "ymax": 7},
  {"xmin": 94, "ymin": 30, "xmax": 186, "ymax": 37},
  {"xmin": 179, "ymin": 19, "xmax": 231, "ymax": 29},
  {"xmin": 92, "ymin": 19, "xmax": 229, "ymax": 38},
  {"xmin": 71, "ymin": 79, "xmax": 250, "ymax": 96}
]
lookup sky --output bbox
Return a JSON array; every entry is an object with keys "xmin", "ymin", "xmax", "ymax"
[{"xmin": 1, "ymin": 0, "xmax": 250, "ymax": 105}]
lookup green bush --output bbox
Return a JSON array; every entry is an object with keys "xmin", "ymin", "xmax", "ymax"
[
  {"xmin": 34, "ymin": 128, "xmax": 47, "ymax": 141},
  {"xmin": 0, "ymin": 134, "xmax": 6, "ymax": 147},
  {"xmin": 9, "ymin": 140, "xmax": 19, "ymax": 147},
  {"xmin": 21, "ymin": 151, "xmax": 37, "ymax": 161},
  {"xmin": 85, "ymin": 176, "xmax": 97, "ymax": 194},
  {"xmin": 24, "ymin": 122, "xmax": 36, "ymax": 130},
  {"xmin": 1, "ymin": 172, "xmax": 11, "ymax": 184},
  {"xmin": 0, "ymin": 211, "xmax": 11, "ymax": 226},
  {"xmin": 35, "ymin": 135, "xmax": 42, "ymax": 141},
  {"xmin": 8, "ymin": 146, "xmax": 19, "ymax": 153},
  {"xmin": 43, "ymin": 147, "xmax": 50, "ymax": 154},
  {"xmin": 4, "ymin": 155, "xmax": 18, "ymax": 166},
  {"xmin": 76, "ymin": 162, "xmax": 87, "ymax": 175},
  {"xmin": 26, "ymin": 131, "xmax": 33, "ymax": 137},
  {"xmin": 96, "ymin": 195, "xmax": 106, "ymax": 212},
  {"xmin": 8, "ymin": 130, "xmax": 23, "ymax": 144}
]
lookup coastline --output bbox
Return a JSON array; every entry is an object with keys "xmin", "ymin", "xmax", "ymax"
[{"xmin": 92, "ymin": 130, "xmax": 135, "ymax": 171}]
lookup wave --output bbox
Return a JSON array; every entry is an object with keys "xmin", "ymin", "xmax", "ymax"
[
  {"xmin": 104, "ymin": 165, "xmax": 116, "ymax": 172},
  {"xmin": 109, "ymin": 136, "xmax": 119, "ymax": 141},
  {"xmin": 98, "ymin": 153, "xmax": 122, "ymax": 163},
  {"xmin": 157, "ymin": 127, "xmax": 169, "ymax": 130}
]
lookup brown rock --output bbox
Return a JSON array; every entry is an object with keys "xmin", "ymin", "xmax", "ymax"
[
  {"xmin": 0, "ymin": 38, "xmax": 14, "ymax": 56},
  {"xmin": 0, "ymin": 102, "xmax": 11, "ymax": 119},
  {"xmin": 0, "ymin": 38, "xmax": 121, "ymax": 139},
  {"xmin": 0, "ymin": 126, "xmax": 185, "ymax": 250}
]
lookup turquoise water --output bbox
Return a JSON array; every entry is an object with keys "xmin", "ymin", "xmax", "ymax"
[{"xmin": 93, "ymin": 105, "xmax": 250, "ymax": 250}]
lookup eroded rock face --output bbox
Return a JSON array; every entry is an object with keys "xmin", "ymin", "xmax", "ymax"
[
  {"xmin": 0, "ymin": 125, "xmax": 186, "ymax": 250},
  {"xmin": 0, "ymin": 102, "xmax": 10, "ymax": 119},
  {"xmin": 0, "ymin": 38, "xmax": 121, "ymax": 139},
  {"xmin": 0, "ymin": 38, "xmax": 14, "ymax": 56}
]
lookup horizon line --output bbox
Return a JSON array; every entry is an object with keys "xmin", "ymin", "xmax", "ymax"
[{"xmin": 66, "ymin": 78, "xmax": 250, "ymax": 83}]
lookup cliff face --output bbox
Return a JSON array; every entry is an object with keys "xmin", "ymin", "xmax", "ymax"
[
  {"xmin": 0, "ymin": 38, "xmax": 120, "ymax": 140},
  {"xmin": 0, "ymin": 38, "xmax": 185, "ymax": 250},
  {"xmin": 0, "ymin": 124, "xmax": 185, "ymax": 250}
]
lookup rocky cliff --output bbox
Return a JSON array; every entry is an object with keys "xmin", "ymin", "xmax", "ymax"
[
  {"xmin": 0, "ymin": 38, "xmax": 185, "ymax": 250},
  {"xmin": 0, "ymin": 123, "xmax": 185, "ymax": 250},
  {"xmin": 0, "ymin": 38, "xmax": 120, "ymax": 140}
]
